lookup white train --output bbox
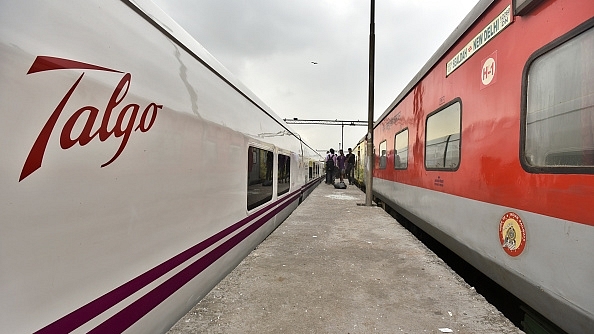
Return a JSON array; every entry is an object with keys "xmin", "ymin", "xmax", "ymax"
[{"xmin": 0, "ymin": 1, "xmax": 323, "ymax": 333}]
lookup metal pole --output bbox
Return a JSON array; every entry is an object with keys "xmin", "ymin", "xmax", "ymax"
[
  {"xmin": 365, "ymin": 0, "xmax": 375, "ymax": 206},
  {"xmin": 341, "ymin": 122, "xmax": 344, "ymax": 152}
]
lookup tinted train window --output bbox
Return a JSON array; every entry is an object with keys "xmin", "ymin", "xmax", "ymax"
[
  {"xmin": 394, "ymin": 129, "xmax": 409, "ymax": 169},
  {"xmin": 425, "ymin": 101, "xmax": 461, "ymax": 170},
  {"xmin": 247, "ymin": 146, "xmax": 274, "ymax": 210},
  {"xmin": 379, "ymin": 140, "xmax": 387, "ymax": 169},
  {"xmin": 278, "ymin": 154, "xmax": 290, "ymax": 196},
  {"xmin": 523, "ymin": 27, "xmax": 594, "ymax": 171}
]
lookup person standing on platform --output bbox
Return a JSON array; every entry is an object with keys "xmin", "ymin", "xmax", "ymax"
[
  {"xmin": 345, "ymin": 148, "xmax": 356, "ymax": 185},
  {"xmin": 325, "ymin": 149, "xmax": 336, "ymax": 184},
  {"xmin": 336, "ymin": 149, "xmax": 346, "ymax": 183},
  {"xmin": 324, "ymin": 150, "xmax": 330, "ymax": 184}
]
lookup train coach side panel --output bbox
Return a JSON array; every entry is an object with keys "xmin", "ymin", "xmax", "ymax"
[
  {"xmin": 375, "ymin": 0, "xmax": 594, "ymax": 226},
  {"xmin": 372, "ymin": 0, "xmax": 594, "ymax": 333},
  {"xmin": 0, "ymin": 1, "xmax": 312, "ymax": 333}
]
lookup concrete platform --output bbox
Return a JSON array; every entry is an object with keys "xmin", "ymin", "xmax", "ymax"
[{"xmin": 168, "ymin": 183, "xmax": 523, "ymax": 334}]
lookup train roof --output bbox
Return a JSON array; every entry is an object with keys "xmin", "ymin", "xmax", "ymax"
[{"xmin": 375, "ymin": 0, "xmax": 496, "ymax": 126}]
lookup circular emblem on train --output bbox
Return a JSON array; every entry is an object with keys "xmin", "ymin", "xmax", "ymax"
[
  {"xmin": 481, "ymin": 57, "xmax": 496, "ymax": 85},
  {"xmin": 499, "ymin": 212, "xmax": 526, "ymax": 257}
]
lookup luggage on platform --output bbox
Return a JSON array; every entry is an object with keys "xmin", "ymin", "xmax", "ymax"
[{"xmin": 333, "ymin": 181, "xmax": 347, "ymax": 189}]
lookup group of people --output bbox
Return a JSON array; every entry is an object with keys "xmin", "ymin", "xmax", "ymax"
[{"xmin": 325, "ymin": 148, "xmax": 356, "ymax": 185}]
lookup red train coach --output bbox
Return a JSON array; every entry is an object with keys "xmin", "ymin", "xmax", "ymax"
[{"xmin": 372, "ymin": 0, "xmax": 594, "ymax": 332}]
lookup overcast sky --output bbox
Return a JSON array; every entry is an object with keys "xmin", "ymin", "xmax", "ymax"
[{"xmin": 151, "ymin": 0, "xmax": 481, "ymax": 153}]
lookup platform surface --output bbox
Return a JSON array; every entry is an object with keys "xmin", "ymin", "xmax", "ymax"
[{"xmin": 168, "ymin": 182, "xmax": 523, "ymax": 333}]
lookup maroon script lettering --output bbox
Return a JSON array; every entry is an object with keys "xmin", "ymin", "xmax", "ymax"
[{"xmin": 20, "ymin": 56, "xmax": 163, "ymax": 181}]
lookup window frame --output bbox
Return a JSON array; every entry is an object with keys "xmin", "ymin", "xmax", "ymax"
[
  {"xmin": 424, "ymin": 98, "xmax": 462, "ymax": 172},
  {"xmin": 379, "ymin": 140, "xmax": 388, "ymax": 170},
  {"xmin": 277, "ymin": 152, "xmax": 291, "ymax": 197},
  {"xmin": 246, "ymin": 144, "xmax": 275, "ymax": 211},
  {"xmin": 394, "ymin": 128, "xmax": 409, "ymax": 170},
  {"xmin": 520, "ymin": 18, "xmax": 594, "ymax": 174}
]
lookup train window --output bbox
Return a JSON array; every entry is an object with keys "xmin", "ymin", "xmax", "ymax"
[
  {"xmin": 247, "ymin": 146, "xmax": 274, "ymax": 210},
  {"xmin": 523, "ymin": 26, "xmax": 594, "ymax": 172},
  {"xmin": 379, "ymin": 140, "xmax": 387, "ymax": 169},
  {"xmin": 394, "ymin": 129, "xmax": 409, "ymax": 169},
  {"xmin": 277, "ymin": 154, "xmax": 290, "ymax": 196},
  {"xmin": 425, "ymin": 101, "xmax": 461, "ymax": 170}
]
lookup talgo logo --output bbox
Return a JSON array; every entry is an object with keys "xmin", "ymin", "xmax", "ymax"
[{"xmin": 20, "ymin": 56, "xmax": 163, "ymax": 181}]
